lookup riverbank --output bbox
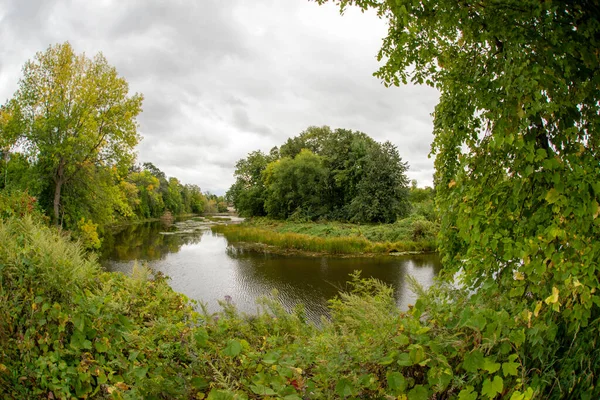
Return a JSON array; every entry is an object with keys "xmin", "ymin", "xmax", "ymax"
[{"xmin": 211, "ymin": 216, "xmax": 438, "ymax": 256}]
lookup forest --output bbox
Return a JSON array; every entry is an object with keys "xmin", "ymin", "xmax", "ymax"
[{"xmin": 1, "ymin": 0, "xmax": 599, "ymax": 398}]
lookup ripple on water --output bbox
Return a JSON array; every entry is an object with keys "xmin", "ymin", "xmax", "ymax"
[{"xmin": 101, "ymin": 218, "xmax": 441, "ymax": 324}]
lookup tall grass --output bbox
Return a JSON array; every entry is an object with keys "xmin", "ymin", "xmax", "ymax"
[
  {"xmin": 0, "ymin": 216, "xmax": 99, "ymax": 303},
  {"xmin": 243, "ymin": 215, "xmax": 439, "ymax": 243},
  {"xmin": 211, "ymin": 224, "xmax": 436, "ymax": 254}
]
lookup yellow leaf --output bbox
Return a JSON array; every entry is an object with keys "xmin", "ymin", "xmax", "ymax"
[
  {"xmin": 544, "ymin": 287, "xmax": 559, "ymax": 305},
  {"xmin": 448, "ymin": 180, "xmax": 456, "ymax": 188},
  {"xmin": 534, "ymin": 301, "xmax": 542, "ymax": 317},
  {"xmin": 114, "ymin": 382, "xmax": 129, "ymax": 390}
]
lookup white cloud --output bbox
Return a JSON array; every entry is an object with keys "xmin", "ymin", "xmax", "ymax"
[{"xmin": 0, "ymin": 0, "xmax": 439, "ymax": 193}]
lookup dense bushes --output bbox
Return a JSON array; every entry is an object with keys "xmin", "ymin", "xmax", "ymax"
[
  {"xmin": 3, "ymin": 214, "xmax": 597, "ymax": 398},
  {"xmin": 0, "ymin": 216, "xmax": 200, "ymax": 398}
]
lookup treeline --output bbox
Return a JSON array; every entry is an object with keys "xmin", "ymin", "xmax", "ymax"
[
  {"xmin": 228, "ymin": 126, "xmax": 413, "ymax": 223},
  {"xmin": 0, "ymin": 155, "xmax": 222, "ymax": 246}
]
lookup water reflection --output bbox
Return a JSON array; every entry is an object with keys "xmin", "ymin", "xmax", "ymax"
[{"xmin": 100, "ymin": 220, "xmax": 441, "ymax": 322}]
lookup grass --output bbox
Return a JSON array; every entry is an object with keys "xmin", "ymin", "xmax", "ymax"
[
  {"xmin": 245, "ymin": 216, "xmax": 438, "ymax": 242},
  {"xmin": 211, "ymin": 217, "xmax": 437, "ymax": 255},
  {"xmin": 204, "ymin": 216, "xmax": 232, "ymax": 222}
]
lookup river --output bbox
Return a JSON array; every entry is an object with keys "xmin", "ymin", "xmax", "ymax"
[{"xmin": 100, "ymin": 217, "xmax": 441, "ymax": 322}]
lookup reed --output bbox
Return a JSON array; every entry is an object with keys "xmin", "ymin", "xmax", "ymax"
[{"xmin": 211, "ymin": 224, "xmax": 436, "ymax": 255}]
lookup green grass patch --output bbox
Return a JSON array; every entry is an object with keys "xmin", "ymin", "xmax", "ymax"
[
  {"xmin": 211, "ymin": 221, "xmax": 436, "ymax": 255},
  {"xmin": 204, "ymin": 216, "xmax": 232, "ymax": 222}
]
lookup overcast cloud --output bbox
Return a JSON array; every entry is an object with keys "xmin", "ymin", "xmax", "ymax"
[{"xmin": 0, "ymin": 0, "xmax": 439, "ymax": 194}]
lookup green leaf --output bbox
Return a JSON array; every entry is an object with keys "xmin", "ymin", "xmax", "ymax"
[
  {"xmin": 509, "ymin": 329, "xmax": 526, "ymax": 347},
  {"xmin": 73, "ymin": 314, "xmax": 85, "ymax": 332},
  {"xmin": 458, "ymin": 386, "xmax": 478, "ymax": 400},
  {"xmin": 262, "ymin": 351, "xmax": 279, "ymax": 364},
  {"xmin": 207, "ymin": 389, "xmax": 236, "ymax": 400},
  {"xmin": 133, "ymin": 366, "xmax": 148, "ymax": 379},
  {"xmin": 397, "ymin": 352, "xmax": 413, "ymax": 366},
  {"xmin": 481, "ymin": 376, "xmax": 504, "ymax": 398},
  {"xmin": 483, "ymin": 357, "xmax": 501, "ymax": 373},
  {"xmin": 394, "ymin": 334, "xmax": 410, "ymax": 346},
  {"xmin": 379, "ymin": 351, "xmax": 397, "ymax": 365},
  {"xmin": 223, "ymin": 340, "xmax": 242, "ymax": 357},
  {"xmin": 502, "ymin": 361, "xmax": 520, "ymax": 377},
  {"xmin": 408, "ymin": 385, "xmax": 429, "ymax": 400},
  {"xmin": 194, "ymin": 328, "xmax": 209, "ymax": 348},
  {"xmin": 463, "ymin": 349, "xmax": 485, "ymax": 373},
  {"xmin": 94, "ymin": 341, "xmax": 108, "ymax": 353},
  {"xmin": 545, "ymin": 188, "xmax": 560, "ymax": 204},
  {"xmin": 191, "ymin": 377, "xmax": 209, "ymax": 390},
  {"xmin": 386, "ymin": 371, "xmax": 406, "ymax": 392},
  {"xmin": 250, "ymin": 384, "xmax": 276, "ymax": 396},
  {"xmin": 335, "ymin": 378, "xmax": 354, "ymax": 398}
]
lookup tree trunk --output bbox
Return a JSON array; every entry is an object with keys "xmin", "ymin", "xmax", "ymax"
[{"xmin": 53, "ymin": 160, "xmax": 65, "ymax": 226}]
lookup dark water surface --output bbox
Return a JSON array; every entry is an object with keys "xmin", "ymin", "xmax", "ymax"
[{"xmin": 100, "ymin": 218, "xmax": 441, "ymax": 321}]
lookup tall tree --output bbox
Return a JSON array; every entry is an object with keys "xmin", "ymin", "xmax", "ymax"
[
  {"xmin": 7, "ymin": 42, "xmax": 143, "ymax": 225},
  {"xmin": 227, "ymin": 150, "xmax": 276, "ymax": 217},
  {"xmin": 317, "ymin": 0, "xmax": 600, "ymax": 396},
  {"xmin": 263, "ymin": 149, "xmax": 328, "ymax": 220},
  {"xmin": 347, "ymin": 141, "xmax": 410, "ymax": 223}
]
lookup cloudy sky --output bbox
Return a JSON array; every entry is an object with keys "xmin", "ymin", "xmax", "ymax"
[{"xmin": 0, "ymin": 0, "xmax": 439, "ymax": 194}]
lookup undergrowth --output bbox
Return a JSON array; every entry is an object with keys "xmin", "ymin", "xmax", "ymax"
[
  {"xmin": 1, "ymin": 210, "xmax": 592, "ymax": 398},
  {"xmin": 211, "ymin": 217, "xmax": 437, "ymax": 255}
]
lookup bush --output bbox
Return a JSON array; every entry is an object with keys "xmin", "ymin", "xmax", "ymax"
[
  {"xmin": 0, "ymin": 217, "xmax": 200, "ymax": 398},
  {"xmin": 0, "ymin": 190, "xmax": 43, "ymax": 220}
]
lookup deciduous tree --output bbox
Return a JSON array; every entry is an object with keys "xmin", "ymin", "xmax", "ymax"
[
  {"xmin": 7, "ymin": 42, "xmax": 143, "ymax": 225},
  {"xmin": 317, "ymin": 0, "xmax": 600, "ymax": 396}
]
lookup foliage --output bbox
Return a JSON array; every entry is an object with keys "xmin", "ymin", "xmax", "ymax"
[
  {"xmin": 0, "ymin": 214, "xmax": 547, "ymax": 399},
  {"xmin": 242, "ymin": 216, "xmax": 439, "ymax": 244},
  {"xmin": 227, "ymin": 150, "xmax": 277, "ymax": 217},
  {"xmin": 211, "ymin": 222, "xmax": 436, "ymax": 255},
  {"xmin": 5, "ymin": 42, "xmax": 143, "ymax": 225},
  {"xmin": 0, "ymin": 190, "xmax": 44, "ymax": 221},
  {"xmin": 263, "ymin": 149, "xmax": 328, "ymax": 220},
  {"xmin": 346, "ymin": 141, "xmax": 410, "ymax": 223},
  {"xmin": 0, "ymin": 217, "xmax": 201, "ymax": 398},
  {"xmin": 316, "ymin": 0, "xmax": 600, "ymax": 396},
  {"xmin": 409, "ymin": 182, "xmax": 436, "ymax": 222},
  {"xmin": 76, "ymin": 217, "xmax": 102, "ymax": 250},
  {"xmin": 229, "ymin": 126, "xmax": 412, "ymax": 223}
]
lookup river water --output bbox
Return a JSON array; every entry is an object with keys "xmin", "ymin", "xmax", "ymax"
[{"xmin": 100, "ymin": 217, "xmax": 441, "ymax": 322}]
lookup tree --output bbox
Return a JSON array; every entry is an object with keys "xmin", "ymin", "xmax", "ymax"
[
  {"xmin": 263, "ymin": 149, "xmax": 328, "ymax": 220},
  {"xmin": 318, "ymin": 0, "xmax": 600, "ymax": 396},
  {"xmin": 227, "ymin": 150, "xmax": 276, "ymax": 217},
  {"xmin": 7, "ymin": 42, "xmax": 143, "ymax": 225},
  {"xmin": 347, "ymin": 141, "xmax": 410, "ymax": 223}
]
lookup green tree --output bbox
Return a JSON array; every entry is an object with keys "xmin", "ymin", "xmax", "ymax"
[
  {"xmin": 128, "ymin": 170, "xmax": 164, "ymax": 218},
  {"xmin": 263, "ymin": 149, "xmax": 328, "ymax": 220},
  {"xmin": 318, "ymin": 0, "xmax": 600, "ymax": 396},
  {"xmin": 6, "ymin": 42, "xmax": 143, "ymax": 225},
  {"xmin": 164, "ymin": 177, "xmax": 183, "ymax": 215},
  {"xmin": 227, "ymin": 150, "xmax": 276, "ymax": 216},
  {"xmin": 347, "ymin": 141, "xmax": 410, "ymax": 223}
]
